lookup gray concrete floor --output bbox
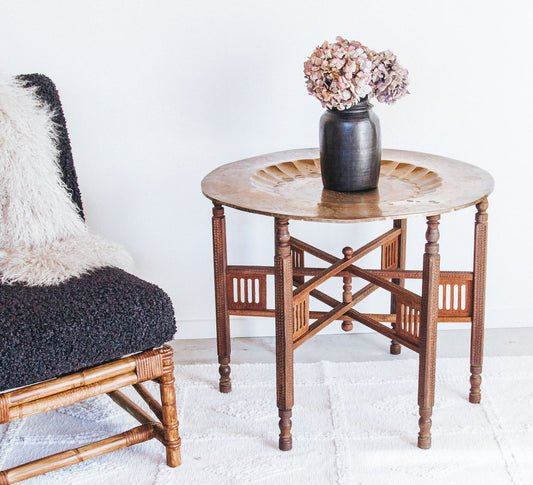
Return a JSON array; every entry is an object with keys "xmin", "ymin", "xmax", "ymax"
[{"xmin": 170, "ymin": 327, "xmax": 533, "ymax": 365}]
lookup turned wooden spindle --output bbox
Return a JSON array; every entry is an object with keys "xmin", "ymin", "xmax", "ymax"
[
  {"xmin": 212, "ymin": 203, "xmax": 232, "ymax": 393},
  {"xmin": 274, "ymin": 218, "xmax": 294, "ymax": 451},
  {"xmin": 341, "ymin": 247, "xmax": 354, "ymax": 331},
  {"xmin": 470, "ymin": 198, "xmax": 488, "ymax": 403},
  {"xmin": 0, "ymin": 395, "xmax": 7, "ymax": 425},
  {"xmin": 159, "ymin": 350, "xmax": 182, "ymax": 467},
  {"xmin": 390, "ymin": 219, "xmax": 406, "ymax": 355},
  {"xmin": 418, "ymin": 215, "xmax": 440, "ymax": 449}
]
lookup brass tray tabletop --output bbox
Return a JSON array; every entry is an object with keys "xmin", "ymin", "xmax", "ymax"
[{"xmin": 202, "ymin": 148, "xmax": 494, "ymax": 223}]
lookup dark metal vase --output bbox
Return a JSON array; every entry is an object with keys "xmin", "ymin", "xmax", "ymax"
[{"xmin": 319, "ymin": 97, "xmax": 381, "ymax": 192}]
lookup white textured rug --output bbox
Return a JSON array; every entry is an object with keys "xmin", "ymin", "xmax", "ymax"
[{"xmin": 1, "ymin": 356, "xmax": 532, "ymax": 485}]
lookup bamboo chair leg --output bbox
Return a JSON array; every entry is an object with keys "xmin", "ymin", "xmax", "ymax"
[{"xmin": 159, "ymin": 350, "xmax": 182, "ymax": 467}]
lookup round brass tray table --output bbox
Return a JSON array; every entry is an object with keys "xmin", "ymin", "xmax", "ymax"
[{"xmin": 202, "ymin": 148, "xmax": 494, "ymax": 451}]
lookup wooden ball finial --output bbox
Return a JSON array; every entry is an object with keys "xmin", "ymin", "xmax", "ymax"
[{"xmin": 342, "ymin": 246, "xmax": 353, "ymax": 259}]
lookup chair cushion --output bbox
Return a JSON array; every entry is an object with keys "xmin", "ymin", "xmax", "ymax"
[{"xmin": 0, "ymin": 267, "xmax": 176, "ymax": 392}]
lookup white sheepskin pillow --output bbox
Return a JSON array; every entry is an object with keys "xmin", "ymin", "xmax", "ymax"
[{"xmin": 0, "ymin": 75, "xmax": 132, "ymax": 285}]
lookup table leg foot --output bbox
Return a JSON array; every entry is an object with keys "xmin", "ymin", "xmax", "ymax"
[
  {"xmin": 278, "ymin": 409, "xmax": 293, "ymax": 451},
  {"xmin": 417, "ymin": 407, "xmax": 432, "ymax": 449},
  {"xmin": 469, "ymin": 365, "xmax": 482, "ymax": 403},
  {"xmin": 390, "ymin": 341, "xmax": 402, "ymax": 355},
  {"xmin": 218, "ymin": 357, "xmax": 231, "ymax": 393},
  {"xmin": 341, "ymin": 321, "xmax": 353, "ymax": 332}
]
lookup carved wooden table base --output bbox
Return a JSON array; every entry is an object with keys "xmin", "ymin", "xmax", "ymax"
[
  {"xmin": 203, "ymin": 149, "xmax": 493, "ymax": 451},
  {"xmin": 211, "ymin": 203, "xmax": 488, "ymax": 450}
]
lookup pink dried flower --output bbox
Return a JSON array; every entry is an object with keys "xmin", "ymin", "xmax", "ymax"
[
  {"xmin": 368, "ymin": 49, "xmax": 410, "ymax": 104},
  {"xmin": 304, "ymin": 38, "xmax": 410, "ymax": 109},
  {"xmin": 303, "ymin": 37, "xmax": 372, "ymax": 110}
]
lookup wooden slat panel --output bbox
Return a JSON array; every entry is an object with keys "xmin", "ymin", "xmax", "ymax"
[
  {"xmin": 395, "ymin": 300, "xmax": 421, "ymax": 345},
  {"xmin": 381, "ymin": 237, "xmax": 398, "ymax": 270},
  {"xmin": 292, "ymin": 247, "xmax": 305, "ymax": 285},
  {"xmin": 292, "ymin": 294, "xmax": 309, "ymax": 339},
  {"xmin": 438, "ymin": 279, "xmax": 473, "ymax": 317},
  {"xmin": 226, "ymin": 273, "xmax": 267, "ymax": 311}
]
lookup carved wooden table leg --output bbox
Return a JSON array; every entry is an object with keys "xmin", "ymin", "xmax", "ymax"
[
  {"xmin": 212, "ymin": 203, "xmax": 231, "ymax": 393},
  {"xmin": 274, "ymin": 218, "xmax": 294, "ymax": 451},
  {"xmin": 418, "ymin": 215, "xmax": 440, "ymax": 449},
  {"xmin": 470, "ymin": 198, "xmax": 488, "ymax": 403},
  {"xmin": 341, "ymin": 247, "xmax": 354, "ymax": 332},
  {"xmin": 390, "ymin": 219, "xmax": 407, "ymax": 354}
]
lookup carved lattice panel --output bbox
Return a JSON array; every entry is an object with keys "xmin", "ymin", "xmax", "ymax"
[
  {"xmin": 227, "ymin": 274, "xmax": 267, "ymax": 311},
  {"xmin": 396, "ymin": 302, "xmax": 420, "ymax": 344},
  {"xmin": 381, "ymin": 237, "xmax": 399, "ymax": 270},
  {"xmin": 292, "ymin": 247, "xmax": 305, "ymax": 284},
  {"xmin": 292, "ymin": 294, "xmax": 309, "ymax": 339},
  {"xmin": 438, "ymin": 279, "xmax": 473, "ymax": 317}
]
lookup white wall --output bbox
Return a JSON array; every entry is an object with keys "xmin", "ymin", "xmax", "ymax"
[{"xmin": 1, "ymin": 0, "xmax": 531, "ymax": 338}]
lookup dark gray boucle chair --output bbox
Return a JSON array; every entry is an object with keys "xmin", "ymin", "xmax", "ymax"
[{"xmin": 0, "ymin": 75, "xmax": 181, "ymax": 483}]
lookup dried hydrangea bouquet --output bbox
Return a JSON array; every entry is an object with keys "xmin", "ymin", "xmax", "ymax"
[{"xmin": 304, "ymin": 37, "xmax": 409, "ymax": 192}]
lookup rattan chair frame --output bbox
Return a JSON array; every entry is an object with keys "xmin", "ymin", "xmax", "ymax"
[{"xmin": 0, "ymin": 344, "xmax": 181, "ymax": 484}]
